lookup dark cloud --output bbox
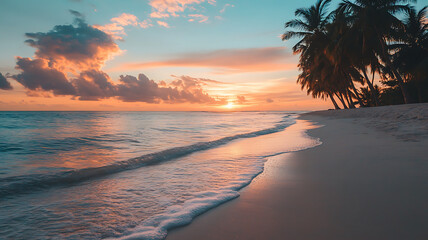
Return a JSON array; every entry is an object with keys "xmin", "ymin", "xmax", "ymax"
[
  {"xmin": 73, "ymin": 70, "xmax": 116, "ymax": 100},
  {"xmin": 0, "ymin": 73, "xmax": 13, "ymax": 90},
  {"xmin": 116, "ymin": 74, "xmax": 225, "ymax": 104},
  {"xmin": 266, "ymin": 98, "xmax": 274, "ymax": 103},
  {"xmin": 69, "ymin": 10, "xmax": 84, "ymax": 18},
  {"xmin": 13, "ymin": 58, "xmax": 76, "ymax": 95}
]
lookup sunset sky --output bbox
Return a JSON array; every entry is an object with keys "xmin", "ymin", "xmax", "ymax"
[{"xmin": 1, "ymin": 0, "xmax": 423, "ymax": 111}]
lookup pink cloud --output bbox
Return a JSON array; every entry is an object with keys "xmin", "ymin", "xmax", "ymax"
[
  {"xmin": 111, "ymin": 13, "xmax": 139, "ymax": 26},
  {"xmin": 150, "ymin": 11, "xmax": 170, "ymax": 18},
  {"xmin": 94, "ymin": 13, "xmax": 153, "ymax": 39},
  {"xmin": 188, "ymin": 14, "xmax": 209, "ymax": 23},
  {"xmin": 220, "ymin": 3, "xmax": 234, "ymax": 13},
  {"xmin": 157, "ymin": 20, "xmax": 170, "ymax": 28},
  {"xmin": 146, "ymin": 0, "xmax": 219, "ymax": 27},
  {"xmin": 149, "ymin": 0, "xmax": 204, "ymax": 18},
  {"xmin": 112, "ymin": 47, "xmax": 298, "ymax": 74}
]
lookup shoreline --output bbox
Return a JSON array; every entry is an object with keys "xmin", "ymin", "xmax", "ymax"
[{"xmin": 166, "ymin": 104, "xmax": 428, "ymax": 240}]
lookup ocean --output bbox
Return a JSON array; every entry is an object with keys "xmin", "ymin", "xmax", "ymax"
[{"xmin": 0, "ymin": 111, "xmax": 319, "ymax": 239}]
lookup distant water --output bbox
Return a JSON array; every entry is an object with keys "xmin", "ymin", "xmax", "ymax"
[{"xmin": 0, "ymin": 111, "xmax": 319, "ymax": 239}]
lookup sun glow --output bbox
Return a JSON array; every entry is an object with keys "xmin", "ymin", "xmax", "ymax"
[{"xmin": 224, "ymin": 101, "xmax": 235, "ymax": 109}]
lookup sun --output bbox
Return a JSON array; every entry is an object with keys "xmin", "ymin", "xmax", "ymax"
[{"xmin": 225, "ymin": 101, "xmax": 235, "ymax": 109}]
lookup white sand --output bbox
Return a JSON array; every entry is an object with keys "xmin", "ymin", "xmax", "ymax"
[{"xmin": 307, "ymin": 103, "xmax": 428, "ymax": 141}]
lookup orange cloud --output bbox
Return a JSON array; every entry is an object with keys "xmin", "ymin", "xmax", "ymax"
[
  {"xmin": 24, "ymin": 18, "xmax": 120, "ymax": 72},
  {"xmin": 111, "ymin": 47, "xmax": 298, "ymax": 74}
]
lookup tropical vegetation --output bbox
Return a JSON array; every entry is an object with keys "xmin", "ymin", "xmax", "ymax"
[{"xmin": 282, "ymin": 0, "xmax": 428, "ymax": 109}]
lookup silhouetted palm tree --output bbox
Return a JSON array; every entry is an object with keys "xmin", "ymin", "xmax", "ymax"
[
  {"xmin": 391, "ymin": 6, "xmax": 428, "ymax": 102},
  {"xmin": 325, "ymin": 10, "xmax": 366, "ymax": 107},
  {"xmin": 282, "ymin": 0, "xmax": 343, "ymax": 108},
  {"xmin": 282, "ymin": 0, "xmax": 332, "ymax": 53},
  {"xmin": 283, "ymin": 0, "xmax": 426, "ymax": 108},
  {"xmin": 338, "ymin": 0, "xmax": 416, "ymax": 103}
]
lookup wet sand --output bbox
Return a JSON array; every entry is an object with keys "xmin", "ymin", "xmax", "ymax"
[{"xmin": 166, "ymin": 104, "xmax": 428, "ymax": 240}]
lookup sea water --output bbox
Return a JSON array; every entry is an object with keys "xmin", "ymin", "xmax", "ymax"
[{"xmin": 0, "ymin": 111, "xmax": 320, "ymax": 239}]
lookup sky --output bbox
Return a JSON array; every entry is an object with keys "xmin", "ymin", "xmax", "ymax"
[{"xmin": 1, "ymin": 0, "xmax": 424, "ymax": 111}]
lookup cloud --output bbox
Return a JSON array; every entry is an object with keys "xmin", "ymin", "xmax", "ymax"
[
  {"xmin": 72, "ymin": 70, "xmax": 116, "ymax": 100},
  {"xmin": 116, "ymin": 74, "xmax": 226, "ymax": 104},
  {"xmin": 113, "ymin": 47, "xmax": 297, "ymax": 74},
  {"xmin": 220, "ymin": 3, "xmax": 234, "ymax": 14},
  {"xmin": 13, "ymin": 57, "xmax": 76, "ymax": 95},
  {"xmin": 266, "ymin": 98, "xmax": 274, "ymax": 103},
  {"xmin": 13, "ymin": 59, "xmax": 223, "ymax": 104},
  {"xmin": 148, "ymin": 0, "xmax": 217, "ymax": 26},
  {"xmin": 157, "ymin": 20, "xmax": 170, "ymax": 28},
  {"xmin": 9, "ymin": 13, "xmax": 226, "ymax": 105},
  {"xmin": 170, "ymin": 75, "xmax": 228, "ymax": 85},
  {"xmin": 236, "ymin": 95, "xmax": 246, "ymax": 104},
  {"xmin": 13, "ymin": 62, "xmax": 223, "ymax": 103},
  {"xmin": 69, "ymin": 9, "xmax": 84, "ymax": 18},
  {"xmin": 149, "ymin": 0, "xmax": 214, "ymax": 19},
  {"xmin": 188, "ymin": 14, "xmax": 209, "ymax": 23},
  {"xmin": 0, "ymin": 73, "xmax": 13, "ymax": 90},
  {"xmin": 94, "ymin": 13, "xmax": 153, "ymax": 39},
  {"xmin": 24, "ymin": 16, "xmax": 120, "ymax": 71}
]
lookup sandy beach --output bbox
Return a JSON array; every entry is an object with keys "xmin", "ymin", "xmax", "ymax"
[{"xmin": 166, "ymin": 104, "xmax": 428, "ymax": 240}]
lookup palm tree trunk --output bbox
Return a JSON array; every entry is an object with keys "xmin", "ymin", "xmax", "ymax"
[
  {"xmin": 350, "ymin": 82, "xmax": 364, "ymax": 107},
  {"xmin": 335, "ymin": 92, "xmax": 348, "ymax": 109},
  {"xmin": 362, "ymin": 69, "xmax": 380, "ymax": 106},
  {"xmin": 349, "ymin": 90, "xmax": 357, "ymax": 108},
  {"xmin": 345, "ymin": 90, "xmax": 356, "ymax": 108},
  {"xmin": 388, "ymin": 62, "xmax": 414, "ymax": 104},
  {"xmin": 378, "ymin": 39, "xmax": 414, "ymax": 104},
  {"xmin": 328, "ymin": 93, "xmax": 341, "ymax": 109}
]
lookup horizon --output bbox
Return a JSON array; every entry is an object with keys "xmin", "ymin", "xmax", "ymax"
[{"xmin": 0, "ymin": 0, "xmax": 340, "ymax": 111}]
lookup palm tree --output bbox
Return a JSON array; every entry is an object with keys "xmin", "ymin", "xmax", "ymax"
[
  {"xmin": 391, "ymin": 6, "xmax": 428, "ymax": 102},
  {"xmin": 282, "ymin": 0, "xmax": 332, "ymax": 52},
  {"xmin": 338, "ymin": 0, "xmax": 416, "ymax": 103},
  {"xmin": 360, "ymin": 85, "xmax": 381, "ymax": 106},
  {"xmin": 282, "ymin": 0, "xmax": 343, "ymax": 108},
  {"xmin": 298, "ymin": 47, "xmax": 345, "ymax": 109},
  {"xmin": 324, "ymin": 10, "xmax": 366, "ymax": 107}
]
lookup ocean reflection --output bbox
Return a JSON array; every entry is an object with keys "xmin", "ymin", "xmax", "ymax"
[
  {"xmin": 0, "ymin": 112, "xmax": 319, "ymax": 239},
  {"xmin": 0, "ymin": 111, "xmax": 287, "ymax": 177}
]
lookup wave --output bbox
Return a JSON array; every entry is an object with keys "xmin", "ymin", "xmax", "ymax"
[
  {"xmin": 110, "ymin": 129, "xmax": 322, "ymax": 240},
  {"xmin": 0, "ymin": 134, "xmax": 138, "ymax": 154},
  {"xmin": 0, "ymin": 117, "xmax": 295, "ymax": 199},
  {"xmin": 109, "ymin": 163, "xmax": 264, "ymax": 240}
]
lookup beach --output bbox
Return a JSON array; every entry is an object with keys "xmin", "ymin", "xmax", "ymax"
[{"xmin": 167, "ymin": 103, "xmax": 428, "ymax": 240}]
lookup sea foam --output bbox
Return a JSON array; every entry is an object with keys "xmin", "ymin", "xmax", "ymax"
[{"xmin": 110, "ymin": 158, "xmax": 265, "ymax": 240}]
